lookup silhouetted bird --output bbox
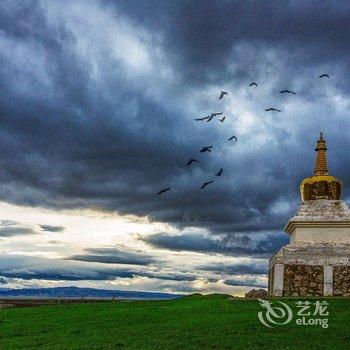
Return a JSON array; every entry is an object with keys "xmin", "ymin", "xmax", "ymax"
[
  {"xmin": 157, "ymin": 188, "xmax": 170, "ymax": 195},
  {"xmin": 200, "ymin": 180, "xmax": 214, "ymax": 189},
  {"xmin": 265, "ymin": 108, "xmax": 281, "ymax": 112},
  {"xmin": 218, "ymin": 116, "xmax": 226, "ymax": 123},
  {"xmin": 194, "ymin": 116, "xmax": 210, "ymax": 121},
  {"xmin": 215, "ymin": 168, "xmax": 223, "ymax": 176},
  {"xmin": 319, "ymin": 74, "xmax": 330, "ymax": 78},
  {"xmin": 279, "ymin": 89, "xmax": 296, "ymax": 95},
  {"xmin": 228, "ymin": 136, "xmax": 237, "ymax": 142},
  {"xmin": 207, "ymin": 115, "xmax": 214, "ymax": 122},
  {"xmin": 249, "ymin": 82, "xmax": 257, "ymax": 87},
  {"xmin": 200, "ymin": 146, "xmax": 213, "ymax": 153},
  {"xmin": 207, "ymin": 112, "xmax": 223, "ymax": 122},
  {"xmin": 219, "ymin": 91, "xmax": 228, "ymax": 100},
  {"xmin": 186, "ymin": 158, "xmax": 199, "ymax": 166}
]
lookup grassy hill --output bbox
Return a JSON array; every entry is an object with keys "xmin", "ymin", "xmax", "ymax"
[{"xmin": 0, "ymin": 294, "xmax": 350, "ymax": 349}]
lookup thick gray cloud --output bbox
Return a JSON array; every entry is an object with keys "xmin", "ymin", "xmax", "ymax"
[
  {"xmin": 0, "ymin": 253, "xmax": 269, "ymax": 290},
  {"xmin": 140, "ymin": 232, "xmax": 288, "ymax": 258},
  {"xmin": 40, "ymin": 225, "xmax": 64, "ymax": 232},
  {"xmin": 0, "ymin": 254, "xmax": 196, "ymax": 282},
  {"xmin": 224, "ymin": 277, "xmax": 267, "ymax": 289},
  {"xmin": 199, "ymin": 261, "xmax": 268, "ymax": 276},
  {"xmin": 114, "ymin": 1, "xmax": 350, "ymax": 86},
  {"xmin": 0, "ymin": 220, "xmax": 40, "ymax": 237},
  {"xmin": 69, "ymin": 247, "xmax": 158, "ymax": 265}
]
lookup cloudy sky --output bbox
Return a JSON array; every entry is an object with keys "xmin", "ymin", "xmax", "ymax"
[{"xmin": 0, "ymin": 0, "xmax": 349, "ymax": 296}]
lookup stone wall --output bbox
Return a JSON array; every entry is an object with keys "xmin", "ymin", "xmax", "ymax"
[
  {"xmin": 333, "ymin": 266, "xmax": 350, "ymax": 296},
  {"xmin": 268, "ymin": 265, "xmax": 274, "ymax": 295},
  {"xmin": 283, "ymin": 264, "xmax": 323, "ymax": 296}
]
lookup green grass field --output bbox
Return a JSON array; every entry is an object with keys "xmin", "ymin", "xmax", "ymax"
[{"xmin": 1, "ymin": 294, "xmax": 350, "ymax": 349}]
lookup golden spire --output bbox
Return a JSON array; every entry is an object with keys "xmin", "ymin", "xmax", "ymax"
[
  {"xmin": 300, "ymin": 132, "xmax": 342, "ymax": 201},
  {"xmin": 314, "ymin": 132, "xmax": 328, "ymax": 176}
]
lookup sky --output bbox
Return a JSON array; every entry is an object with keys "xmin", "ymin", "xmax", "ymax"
[{"xmin": 0, "ymin": 0, "xmax": 350, "ymax": 296}]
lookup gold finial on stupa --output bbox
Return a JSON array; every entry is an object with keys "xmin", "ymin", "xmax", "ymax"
[
  {"xmin": 314, "ymin": 132, "xmax": 328, "ymax": 176},
  {"xmin": 300, "ymin": 133, "xmax": 342, "ymax": 201}
]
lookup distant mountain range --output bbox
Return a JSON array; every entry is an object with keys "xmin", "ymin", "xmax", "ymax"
[{"xmin": 0, "ymin": 286, "xmax": 181, "ymax": 300}]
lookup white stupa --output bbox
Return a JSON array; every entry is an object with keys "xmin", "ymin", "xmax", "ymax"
[{"xmin": 269, "ymin": 133, "xmax": 350, "ymax": 296}]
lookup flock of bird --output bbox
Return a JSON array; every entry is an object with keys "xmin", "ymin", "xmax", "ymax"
[
  {"xmin": 157, "ymin": 73, "xmax": 330, "ymax": 195},
  {"xmin": 156, "ymin": 92, "xmax": 237, "ymax": 195}
]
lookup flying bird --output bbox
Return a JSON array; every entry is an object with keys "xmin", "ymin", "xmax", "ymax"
[
  {"xmin": 207, "ymin": 112, "xmax": 223, "ymax": 122},
  {"xmin": 228, "ymin": 136, "xmax": 237, "ymax": 142},
  {"xmin": 265, "ymin": 108, "xmax": 281, "ymax": 112},
  {"xmin": 200, "ymin": 180, "xmax": 214, "ymax": 189},
  {"xmin": 186, "ymin": 158, "xmax": 199, "ymax": 166},
  {"xmin": 319, "ymin": 74, "xmax": 330, "ymax": 78},
  {"xmin": 279, "ymin": 89, "xmax": 296, "ymax": 95},
  {"xmin": 249, "ymin": 82, "xmax": 257, "ymax": 87},
  {"xmin": 207, "ymin": 115, "xmax": 215, "ymax": 122},
  {"xmin": 157, "ymin": 188, "xmax": 170, "ymax": 195},
  {"xmin": 194, "ymin": 116, "xmax": 210, "ymax": 121},
  {"xmin": 215, "ymin": 168, "xmax": 223, "ymax": 176},
  {"xmin": 200, "ymin": 146, "xmax": 213, "ymax": 153},
  {"xmin": 218, "ymin": 116, "xmax": 226, "ymax": 123},
  {"xmin": 219, "ymin": 91, "xmax": 228, "ymax": 100}
]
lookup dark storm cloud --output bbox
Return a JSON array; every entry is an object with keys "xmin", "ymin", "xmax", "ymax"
[
  {"xmin": 0, "ymin": 254, "xmax": 196, "ymax": 282},
  {"xmin": 0, "ymin": 220, "xmax": 40, "ymax": 237},
  {"xmin": 199, "ymin": 261, "xmax": 268, "ymax": 276},
  {"xmin": 40, "ymin": 225, "xmax": 64, "ymax": 232},
  {"xmin": 140, "ymin": 232, "xmax": 288, "ymax": 258},
  {"xmin": 0, "ymin": 0, "xmax": 350, "ymax": 249},
  {"xmin": 114, "ymin": 0, "xmax": 350, "ymax": 85},
  {"xmin": 69, "ymin": 247, "xmax": 157, "ymax": 265},
  {"xmin": 224, "ymin": 277, "xmax": 267, "ymax": 289}
]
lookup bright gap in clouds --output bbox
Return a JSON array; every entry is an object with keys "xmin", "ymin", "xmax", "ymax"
[
  {"xmin": 0, "ymin": 201, "xmax": 161, "ymax": 255},
  {"xmin": 0, "ymin": 201, "xmax": 268, "ymax": 296}
]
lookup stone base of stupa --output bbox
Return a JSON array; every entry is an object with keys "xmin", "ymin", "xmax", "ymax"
[
  {"xmin": 268, "ymin": 200, "xmax": 350, "ymax": 297},
  {"xmin": 268, "ymin": 243, "xmax": 350, "ymax": 296}
]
